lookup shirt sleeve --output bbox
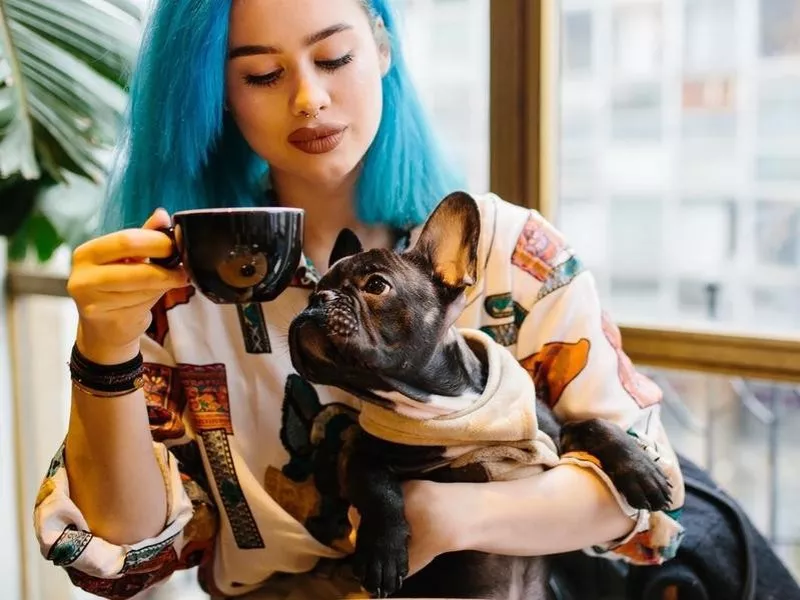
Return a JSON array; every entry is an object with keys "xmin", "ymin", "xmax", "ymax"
[
  {"xmin": 33, "ymin": 291, "xmax": 219, "ymax": 599},
  {"xmin": 509, "ymin": 208, "xmax": 685, "ymax": 566}
]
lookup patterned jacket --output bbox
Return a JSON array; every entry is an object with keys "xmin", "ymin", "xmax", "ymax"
[{"xmin": 33, "ymin": 193, "xmax": 685, "ymax": 599}]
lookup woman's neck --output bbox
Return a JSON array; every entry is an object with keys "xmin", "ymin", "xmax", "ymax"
[{"xmin": 270, "ymin": 169, "xmax": 395, "ymax": 271}]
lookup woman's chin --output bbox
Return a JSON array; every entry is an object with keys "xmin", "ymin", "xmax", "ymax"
[{"xmin": 295, "ymin": 156, "xmax": 362, "ymax": 188}]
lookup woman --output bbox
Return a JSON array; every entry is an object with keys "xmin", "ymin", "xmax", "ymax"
[{"xmin": 33, "ymin": 0, "xmax": 685, "ymax": 598}]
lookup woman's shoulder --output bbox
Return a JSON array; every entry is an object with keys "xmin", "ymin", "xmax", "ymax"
[
  {"xmin": 470, "ymin": 191, "xmax": 568, "ymax": 256},
  {"xmin": 472, "ymin": 191, "xmax": 536, "ymax": 240},
  {"xmin": 468, "ymin": 191, "xmax": 581, "ymax": 293}
]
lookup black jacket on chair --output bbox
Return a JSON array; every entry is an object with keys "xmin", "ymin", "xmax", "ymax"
[{"xmin": 548, "ymin": 454, "xmax": 800, "ymax": 600}]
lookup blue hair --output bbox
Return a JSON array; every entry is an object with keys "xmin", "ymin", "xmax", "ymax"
[{"xmin": 102, "ymin": 0, "xmax": 463, "ymax": 233}]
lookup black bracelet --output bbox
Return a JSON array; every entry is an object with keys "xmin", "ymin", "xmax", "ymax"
[{"xmin": 69, "ymin": 344, "xmax": 145, "ymax": 396}]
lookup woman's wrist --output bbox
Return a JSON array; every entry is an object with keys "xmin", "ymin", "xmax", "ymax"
[
  {"xmin": 76, "ymin": 323, "xmax": 141, "ymax": 366},
  {"xmin": 451, "ymin": 482, "xmax": 501, "ymax": 553},
  {"xmin": 425, "ymin": 480, "xmax": 488, "ymax": 555}
]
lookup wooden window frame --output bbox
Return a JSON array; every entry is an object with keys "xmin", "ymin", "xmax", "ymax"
[{"xmin": 489, "ymin": 0, "xmax": 800, "ymax": 384}]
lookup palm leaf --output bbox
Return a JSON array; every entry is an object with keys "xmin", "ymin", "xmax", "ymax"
[
  {"xmin": 0, "ymin": 0, "xmax": 141, "ymax": 182},
  {"xmin": 0, "ymin": 0, "xmax": 145, "ymax": 260}
]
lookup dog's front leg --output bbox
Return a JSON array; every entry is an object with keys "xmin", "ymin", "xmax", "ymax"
[{"xmin": 346, "ymin": 431, "xmax": 410, "ymax": 598}]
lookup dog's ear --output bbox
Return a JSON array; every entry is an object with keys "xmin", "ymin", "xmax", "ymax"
[
  {"xmin": 329, "ymin": 228, "xmax": 364, "ymax": 268},
  {"xmin": 411, "ymin": 191, "xmax": 481, "ymax": 288}
]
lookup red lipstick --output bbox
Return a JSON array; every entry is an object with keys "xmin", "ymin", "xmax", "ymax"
[{"xmin": 288, "ymin": 124, "xmax": 347, "ymax": 155}]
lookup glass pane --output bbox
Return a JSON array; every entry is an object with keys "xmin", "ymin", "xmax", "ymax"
[
  {"xmin": 612, "ymin": 3, "xmax": 663, "ymax": 79},
  {"xmin": 684, "ymin": 0, "xmax": 737, "ymax": 73},
  {"xmin": 645, "ymin": 365, "xmax": 800, "ymax": 578},
  {"xmin": 394, "ymin": 0, "xmax": 491, "ymax": 194},
  {"xmin": 760, "ymin": 0, "xmax": 800, "ymax": 57},
  {"xmin": 562, "ymin": 11, "xmax": 593, "ymax": 74},
  {"xmin": 553, "ymin": 0, "xmax": 800, "ymax": 336}
]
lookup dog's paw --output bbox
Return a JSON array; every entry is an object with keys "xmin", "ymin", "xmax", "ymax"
[
  {"xmin": 353, "ymin": 520, "xmax": 410, "ymax": 598},
  {"xmin": 560, "ymin": 419, "xmax": 672, "ymax": 512},
  {"xmin": 605, "ymin": 452, "xmax": 672, "ymax": 511}
]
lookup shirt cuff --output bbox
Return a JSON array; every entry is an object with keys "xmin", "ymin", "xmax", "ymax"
[
  {"xmin": 558, "ymin": 451, "xmax": 685, "ymax": 566},
  {"xmin": 33, "ymin": 441, "xmax": 194, "ymax": 578}
]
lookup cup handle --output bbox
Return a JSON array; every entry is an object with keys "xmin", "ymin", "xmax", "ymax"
[{"xmin": 150, "ymin": 226, "xmax": 182, "ymax": 269}]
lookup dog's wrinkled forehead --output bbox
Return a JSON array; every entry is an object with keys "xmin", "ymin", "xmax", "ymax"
[{"xmin": 319, "ymin": 248, "xmax": 409, "ymax": 289}]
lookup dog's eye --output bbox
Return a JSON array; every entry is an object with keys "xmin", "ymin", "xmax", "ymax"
[{"xmin": 363, "ymin": 275, "xmax": 390, "ymax": 295}]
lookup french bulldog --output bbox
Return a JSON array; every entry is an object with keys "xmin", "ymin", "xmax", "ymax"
[{"xmin": 288, "ymin": 191, "xmax": 672, "ymax": 599}]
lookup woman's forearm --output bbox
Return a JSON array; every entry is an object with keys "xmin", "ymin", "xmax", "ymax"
[
  {"xmin": 65, "ymin": 384, "xmax": 168, "ymax": 546},
  {"xmin": 451, "ymin": 464, "xmax": 635, "ymax": 557}
]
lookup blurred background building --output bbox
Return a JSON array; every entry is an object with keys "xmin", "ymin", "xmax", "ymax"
[{"xmin": 556, "ymin": 0, "xmax": 800, "ymax": 335}]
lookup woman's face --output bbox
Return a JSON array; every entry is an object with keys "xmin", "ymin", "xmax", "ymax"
[{"xmin": 226, "ymin": 0, "xmax": 390, "ymax": 188}]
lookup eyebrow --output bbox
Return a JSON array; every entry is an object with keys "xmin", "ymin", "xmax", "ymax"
[{"xmin": 228, "ymin": 23, "xmax": 352, "ymax": 59}]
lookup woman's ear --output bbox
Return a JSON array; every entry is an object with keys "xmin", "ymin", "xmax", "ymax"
[{"xmin": 374, "ymin": 18, "xmax": 392, "ymax": 76}]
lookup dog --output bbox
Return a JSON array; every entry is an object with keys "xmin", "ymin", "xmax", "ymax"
[{"xmin": 288, "ymin": 191, "xmax": 672, "ymax": 599}]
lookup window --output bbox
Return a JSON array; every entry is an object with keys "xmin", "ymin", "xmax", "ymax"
[
  {"xmin": 608, "ymin": 197, "xmax": 664, "ymax": 274},
  {"xmin": 674, "ymin": 198, "xmax": 737, "ymax": 271},
  {"xmin": 609, "ymin": 277, "xmax": 662, "ymax": 320},
  {"xmin": 756, "ymin": 155, "xmax": 800, "ymax": 182},
  {"xmin": 557, "ymin": 196, "xmax": 606, "ymax": 270},
  {"xmin": 681, "ymin": 78, "xmax": 737, "ymax": 142},
  {"xmin": 677, "ymin": 279, "xmax": 731, "ymax": 321},
  {"xmin": 758, "ymin": 77, "xmax": 800, "ymax": 140},
  {"xmin": 755, "ymin": 201, "xmax": 800, "ymax": 266},
  {"xmin": 612, "ymin": 3, "xmax": 663, "ymax": 80},
  {"xmin": 684, "ymin": 0, "xmax": 737, "ymax": 73},
  {"xmin": 562, "ymin": 11, "xmax": 593, "ymax": 74},
  {"xmin": 394, "ymin": 0, "xmax": 490, "ymax": 194},
  {"xmin": 552, "ymin": 0, "xmax": 800, "ymax": 334},
  {"xmin": 753, "ymin": 286, "xmax": 800, "ymax": 329},
  {"xmin": 760, "ymin": 0, "xmax": 800, "ymax": 58},
  {"xmin": 611, "ymin": 82, "xmax": 663, "ymax": 141},
  {"xmin": 560, "ymin": 108, "xmax": 595, "ymax": 144}
]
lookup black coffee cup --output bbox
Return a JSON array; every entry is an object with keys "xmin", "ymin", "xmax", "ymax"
[{"xmin": 152, "ymin": 207, "xmax": 304, "ymax": 304}]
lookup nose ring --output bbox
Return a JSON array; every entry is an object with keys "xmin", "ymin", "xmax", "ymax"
[{"xmin": 301, "ymin": 109, "xmax": 320, "ymax": 119}]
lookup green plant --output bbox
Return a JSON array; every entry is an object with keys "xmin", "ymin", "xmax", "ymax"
[{"xmin": 0, "ymin": 0, "xmax": 144, "ymax": 262}]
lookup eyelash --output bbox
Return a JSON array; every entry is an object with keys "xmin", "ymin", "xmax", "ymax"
[{"xmin": 244, "ymin": 53, "xmax": 354, "ymax": 88}]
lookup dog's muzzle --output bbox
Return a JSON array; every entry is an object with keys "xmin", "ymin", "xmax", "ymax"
[{"xmin": 310, "ymin": 290, "xmax": 359, "ymax": 338}]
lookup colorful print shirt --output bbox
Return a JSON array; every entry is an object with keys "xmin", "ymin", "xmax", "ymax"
[{"xmin": 33, "ymin": 194, "xmax": 685, "ymax": 599}]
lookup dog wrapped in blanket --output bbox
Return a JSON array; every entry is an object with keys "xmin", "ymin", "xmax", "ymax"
[{"xmin": 288, "ymin": 191, "xmax": 672, "ymax": 599}]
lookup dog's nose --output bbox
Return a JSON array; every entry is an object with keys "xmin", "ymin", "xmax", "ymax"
[{"xmin": 309, "ymin": 290, "xmax": 335, "ymax": 309}]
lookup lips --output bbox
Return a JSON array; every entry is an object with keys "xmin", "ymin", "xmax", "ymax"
[{"xmin": 288, "ymin": 124, "xmax": 347, "ymax": 155}]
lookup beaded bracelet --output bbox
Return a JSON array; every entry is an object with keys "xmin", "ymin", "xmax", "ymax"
[{"xmin": 69, "ymin": 344, "xmax": 145, "ymax": 397}]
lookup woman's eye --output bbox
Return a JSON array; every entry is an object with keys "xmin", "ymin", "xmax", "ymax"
[
  {"xmin": 363, "ymin": 275, "xmax": 390, "ymax": 295},
  {"xmin": 242, "ymin": 54, "xmax": 352, "ymax": 87},
  {"xmin": 244, "ymin": 69, "xmax": 283, "ymax": 88},
  {"xmin": 317, "ymin": 53, "xmax": 354, "ymax": 72}
]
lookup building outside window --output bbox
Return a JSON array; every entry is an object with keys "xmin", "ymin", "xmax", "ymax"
[{"xmin": 555, "ymin": 0, "xmax": 800, "ymax": 335}]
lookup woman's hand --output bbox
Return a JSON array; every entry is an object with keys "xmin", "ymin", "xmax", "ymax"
[
  {"xmin": 67, "ymin": 208, "xmax": 189, "ymax": 365},
  {"xmin": 347, "ymin": 480, "xmax": 465, "ymax": 578},
  {"xmin": 401, "ymin": 479, "xmax": 467, "ymax": 576}
]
